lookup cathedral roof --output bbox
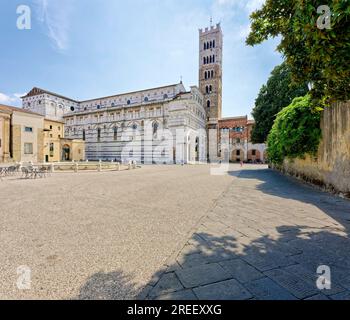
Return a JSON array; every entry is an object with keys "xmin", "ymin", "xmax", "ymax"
[
  {"xmin": 22, "ymin": 83, "xmax": 185, "ymax": 104},
  {"xmin": 22, "ymin": 87, "xmax": 79, "ymax": 103}
]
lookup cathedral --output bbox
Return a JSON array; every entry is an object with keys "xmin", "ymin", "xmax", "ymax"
[{"xmin": 21, "ymin": 23, "xmax": 266, "ymax": 164}]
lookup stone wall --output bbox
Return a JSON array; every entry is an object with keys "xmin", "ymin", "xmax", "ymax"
[{"xmin": 282, "ymin": 100, "xmax": 350, "ymax": 196}]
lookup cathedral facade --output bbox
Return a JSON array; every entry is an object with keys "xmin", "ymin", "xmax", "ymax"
[
  {"xmin": 21, "ymin": 23, "xmax": 265, "ymax": 164},
  {"xmin": 22, "ymin": 83, "xmax": 207, "ymax": 164},
  {"xmin": 21, "ymin": 25, "xmax": 223, "ymax": 164}
]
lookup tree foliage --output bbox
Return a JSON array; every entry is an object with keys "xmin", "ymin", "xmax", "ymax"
[
  {"xmin": 246, "ymin": 0, "xmax": 350, "ymax": 105},
  {"xmin": 267, "ymin": 95, "xmax": 322, "ymax": 164},
  {"xmin": 251, "ymin": 63, "xmax": 308, "ymax": 143}
]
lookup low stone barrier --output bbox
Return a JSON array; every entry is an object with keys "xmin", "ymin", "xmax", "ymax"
[{"xmin": 17, "ymin": 161, "xmax": 138, "ymax": 173}]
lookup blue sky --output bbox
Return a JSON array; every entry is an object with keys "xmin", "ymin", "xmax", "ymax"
[{"xmin": 0, "ymin": 0, "xmax": 282, "ymax": 117}]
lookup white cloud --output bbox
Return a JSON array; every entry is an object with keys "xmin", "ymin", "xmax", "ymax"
[
  {"xmin": 0, "ymin": 93, "xmax": 24, "ymax": 106},
  {"xmin": 35, "ymin": 0, "xmax": 74, "ymax": 51}
]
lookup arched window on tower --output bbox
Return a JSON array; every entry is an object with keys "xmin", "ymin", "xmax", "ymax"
[
  {"xmin": 213, "ymin": 55, "xmax": 215, "ymax": 63},
  {"xmin": 211, "ymin": 70, "xmax": 214, "ymax": 78},
  {"xmin": 209, "ymin": 56, "xmax": 212, "ymax": 63},
  {"xmin": 209, "ymin": 85, "xmax": 212, "ymax": 93},
  {"xmin": 206, "ymin": 86, "xmax": 209, "ymax": 94},
  {"xmin": 213, "ymin": 40, "xmax": 215, "ymax": 48},
  {"xmin": 204, "ymin": 71, "xmax": 207, "ymax": 79},
  {"xmin": 203, "ymin": 57, "xmax": 206, "ymax": 65},
  {"xmin": 210, "ymin": 41, "xmax": 213, "ymax": 48},
  {"xmin": 204, "ymin": 43, "xmax": 206, "ymax": 50},
  {"xmin": 207, "ymin": 100, "xmax": 211, "ymax": 109}
]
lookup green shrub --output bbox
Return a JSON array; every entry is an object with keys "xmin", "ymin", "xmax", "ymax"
[{"xmin": 267, "ymin": 95, "xmax": 322, "ymax": 164}]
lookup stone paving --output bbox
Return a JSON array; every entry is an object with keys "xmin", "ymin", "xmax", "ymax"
[{"xmin": 145, "ymin": 167, "xmax": 350, "ymax": 300}]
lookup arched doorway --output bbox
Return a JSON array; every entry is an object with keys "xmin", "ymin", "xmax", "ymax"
[
  {"xmin": 231, "ymin": 149, "xmax": 244, "ymax": 163},
  {"xmin": 195, "ymin": 137, "xmax": 200, "ymax": 162},
  {"xmin": 62, "ymin": 145, "xmax": 71, "ymax": 161}
]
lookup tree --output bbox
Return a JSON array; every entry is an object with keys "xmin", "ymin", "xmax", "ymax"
[
  {"xmin": 251, "ymin": 63, "xmax": 308, "ymax": 143},
  {"xmin": 267, "ymin": 95, "xmax": 322, "ymax": 165},
  {"xmin": 246, "ymin": 0, "xmax": 350, "ymax": 105}
]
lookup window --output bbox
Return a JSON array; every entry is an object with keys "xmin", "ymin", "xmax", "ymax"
[
  {"xmin": 82, "ymin": 129, "xmax": 86, "ymax": 141},
  {"xmin": 203, "ymin": 57, "xmax": 206, "ymax": 65},
  {"xmin": 132, "ymin": 124, "xmax": 137, "ymax": 131},
  {"xmin": 204, "ymin": 71, "xmax": 207, "ymax": 79},
  {"xmin": 211, "ymin": 70, "xmax": 214, "ymax": 78},
  {"xmin": 204, "ymin": 43, "xmax": 206, "ymax": 50},
  {"xmin": 70, "ymin": 106, "xmax": 75, "ymax": 112},
  {"xmin": 113, "ymin": 127, "xmax": 118, "ymax": 141},
  {"xmin": 236, "ymin": 150, "xmax": 240, "ymax": 156},
  {"xmin": 153, "ymin": 122, "xmax": 158, "ymax": 136},
  {"xmin": 209, "ymin": 85, "xmax": 212, "ymax": 93},
  {"xmin": 50, "ymin": 143, "xmax": 54, "ymax": 157},
  {"xmin": 213, "ymin": 40, "xmax": 215, "ymax": 48},
  {"xmin": 50, "ymin": 125, "xmax": 53, "ymax": 130},
  {"xmin": 163, "ymin": 94, "xmax": 168, "ymax": 99},
  {"xmin": 97, "ymin": 128, "xmax": 101, "ymax": 142},
  {"xmin": 24, "ymin": 127, "xmax": 33, "ymax": 133},
  {"xmin": 207, "ymin": 100, "xmax": 211, "ymax": 108},
  {"xmin": 127, "ymin": 100, "xmax": 131, "ymax": 105},
  {"xmin": 144, "ymin": 97, "xmax": 149, "ymax": 102},
  {"xmin": 252, "ymin": 150, "xmax": 256, "ymax": 156},
  {"xmin": 236, "ymin": 138, "xmax": 241, "ymax": 144},
  {"xmin": 213, "ymin": 55, "xmax": 215, "ymax": 63},
  {"xmin": 206, "ymin": 86, "xmax": 209, "ymax": 94},
  {"xmin": 24, "ymin": 143, "xmax": 33, "ymax": 154}
]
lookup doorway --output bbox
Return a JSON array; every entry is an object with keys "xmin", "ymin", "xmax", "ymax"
[{"xmin": 62, "ymin": 145, "xmax": 71, "ymax": 161}]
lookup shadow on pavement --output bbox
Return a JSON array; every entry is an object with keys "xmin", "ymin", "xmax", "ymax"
[{"xmin": 76, "ymin": 168, "xmax": 350, "ymax": 300}]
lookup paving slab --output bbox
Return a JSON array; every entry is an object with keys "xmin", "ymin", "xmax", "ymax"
[
  {"xmin": 245, "ymin": 277, "xmax": 297, "ymax": 300},
  {"xmin": 219, "ymin": 259, "xmax": 264, "ymax": 283},
  {"xmin": 175, "ymin": 263, "xmax": 232, "ymax": 289},
  {"xmin": 153, "ymin": 289, "xmax": 198, "ymax": 301},
  {"xmin": 148, "ymin": 273, "xmax": 184, "ymax": 298},
  {"xmin": 264, "ymin": 269, "xmax": 319, "ymax": 299},
  {"xmin": 193, "ymin": 279, "xmax": 252, "ymax": 300}
]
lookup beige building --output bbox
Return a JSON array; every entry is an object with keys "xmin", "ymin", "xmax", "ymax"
[
  {"xmin": 0, "ymin": 108, "xmax": 11, "ymax": 162},
  {"xmin": 0, "ymin": 104, "xmax": 44, "ymax": 163},
  {"xmin": 0, "ymin": 104, "xmax": 85, "ymax": 164},
  {"xmin": 44, "ymin": 118, "xmax": 85, "ymax": 163},
  {"xmin": 43, "ymin": 119, "xmax": 64, "ymax": 162}
]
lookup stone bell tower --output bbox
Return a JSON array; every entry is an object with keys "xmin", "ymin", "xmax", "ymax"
[{"xmin": 199, "ymin": 22, "xmax": 223, "ymax": 125}]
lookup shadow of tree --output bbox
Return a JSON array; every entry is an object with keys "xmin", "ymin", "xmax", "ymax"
[
  {"xmin": 76, "ymin": 270, "xmax": 139, "ymax": 300},
  {"xmin": 76, "ymin": 168, "xmax": 350, "ymax": 300}
]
